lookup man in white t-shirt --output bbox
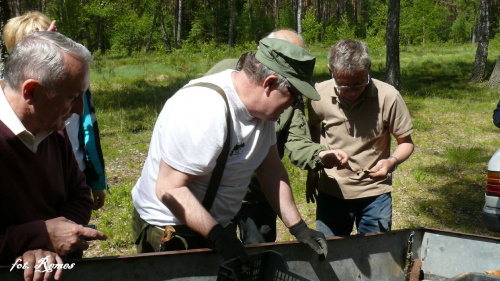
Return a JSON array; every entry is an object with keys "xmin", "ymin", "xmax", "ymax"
[{"xmin": 131, "ymin": 38, "xmax": 328, "ymax": 262}]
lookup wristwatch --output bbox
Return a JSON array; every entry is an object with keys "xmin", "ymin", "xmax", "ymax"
[{"xmin": 389, "ymin": 156, "xmax": 398, "ymax": 172}]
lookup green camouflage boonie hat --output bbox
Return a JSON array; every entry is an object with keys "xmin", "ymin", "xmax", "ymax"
[{"xmin": 255, "ymin": 38, "xmax": 320, "ymax": 101}]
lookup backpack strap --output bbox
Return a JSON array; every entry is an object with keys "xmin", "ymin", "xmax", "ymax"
[{"xmin": 183, "ymin": 82, "xmax": 231, "ymax": 211}]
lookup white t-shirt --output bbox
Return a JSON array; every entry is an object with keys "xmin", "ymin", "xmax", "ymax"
[{"xmin": 132, "ymin": 70, "xmax": 276, "ymax": 227}]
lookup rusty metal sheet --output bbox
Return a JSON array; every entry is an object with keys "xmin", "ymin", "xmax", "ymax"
[{"xmin": 2, "ymin": 228, "xmax": 498, "ymax": 281}]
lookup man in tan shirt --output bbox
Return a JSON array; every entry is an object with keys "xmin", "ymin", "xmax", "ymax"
[{"xmin": 307, "ymin": 39, "xmax": 414, "ymax": 236}]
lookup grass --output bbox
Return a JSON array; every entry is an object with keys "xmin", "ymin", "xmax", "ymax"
[{"xmin": 84, "ymin": 42, "xmax": 500, "ymax": 257}]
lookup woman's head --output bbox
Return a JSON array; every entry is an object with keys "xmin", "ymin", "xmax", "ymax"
[{"xmin": 3, "ymin": 11, "xmax": 52, "ymax": 52}]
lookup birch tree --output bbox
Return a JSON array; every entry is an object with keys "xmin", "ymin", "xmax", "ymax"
[{"xmin": 470, "ymin": 0, "xmax": 489, "ymax": 83}]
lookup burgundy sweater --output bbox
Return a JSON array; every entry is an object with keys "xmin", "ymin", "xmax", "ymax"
[{"xmin": 0, "ymin": 121, "xmax": 93, "ymax": 264}]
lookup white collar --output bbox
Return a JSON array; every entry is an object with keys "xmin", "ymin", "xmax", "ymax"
[{"xmin": 0, "ymin": 83, "xmax": 51, "ymax": 152}]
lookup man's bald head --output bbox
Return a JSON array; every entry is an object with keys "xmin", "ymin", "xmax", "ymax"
[{"xmin": 267, "ymin": 29, "xmax": 304, "ymax": 48}]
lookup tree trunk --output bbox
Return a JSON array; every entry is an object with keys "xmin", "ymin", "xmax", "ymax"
[
  {"xmin": 386, "ymin": 0, "xmax": 401, "ymax": 89},
  {"xmin": 97, "ymin": 19, "xmax": 105, "ymax": 54},
  {"xmin": 228, "ymin": 0, "xmax": 235, "ymax": 46},
  {"xmin": 0, "ymin": 0, "xmax": 11, "ymax": 67},
  {"xmin": 472, "ymin": 6, "xmax": 477, "ymax": 43},
  {"xmin": 470, "ymin": 0, "xmax": 489, "ymax": 83},
  {"xmin": 173, "ymin": 0, "xmax": 178, "ymax": 43},
  {"xmin": 488, "ymin": 55, "xmax": 500, "ymax": 88},
  {"xmin": 127, "ymin": 28, "xmax": 134, "ymax": 57},
  {"xmin": 215, "ymin": 0, "xmax": 220, "ymax": 45},
  {"xmin": 176, "ymin": 0, "xmax": 182, "ymax": 48},
  {"xmin": 85, "ymin": 25, "xmax": 93, "ymax": 53},
  {"xmin": 146, "ymin": 7, "xmax": 158, "ymax": 53},
  {"xmin": 337, "ymin": 0, "xmax": 344, "ymax": 18},
  {"xmin": 297, "ymin": 0, "xmax": 302, "ymax": 34},
  {"xmin": 14, "ymin": 0, "xmax": 20, "ymax": 16},
  {"xmin": 275, "ymin": 0, "xmax": 278, "ymax": 30},
  {"xmin": 159, "ymin": 6, "xmax": 172, "ymax": 54}
]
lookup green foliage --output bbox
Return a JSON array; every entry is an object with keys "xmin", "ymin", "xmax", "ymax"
[
  {"xmin": 323, "ymin": 16, "xmax": 355, "ymax": 46},
  {"xmin": 301, "ymin": 8, "xmax": 321, "ymax": 45},
  {"xmin": 450, "ymin": 12, "xmax": 474, "ymax": 43},
  {"xmin": 236, "ymin": 1, "xmax": 274, "ymax": 44},
  {"xmin": 278, "ymin": 5, "xmax": 296, "ymax": 30},
  {"xmin": 26, "ymin": 0, "xmax": 499, "ymax": 55},
  {"xmin": 400, "ymin": 0, "xmax": 451, "ymax": 45},
  {"xmin": 364, "ymin": 1, "xmax": 388, "ymax": 48}
]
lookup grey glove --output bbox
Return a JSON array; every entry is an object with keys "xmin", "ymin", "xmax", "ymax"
[
  {"xmin": 289, "ymin": 220, "xmax": 328, "ymax": 258},
  {"xmin": 208, "ymin": 224, "xmax": 249, "ymax": 262}
]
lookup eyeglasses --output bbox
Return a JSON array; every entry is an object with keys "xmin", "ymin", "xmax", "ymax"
[
  {"xmin": 287, "ymin": 86, "xmax": 304, "ymax": 107},
  {"xmin": 333, "ymin": 74, "xmax": 370, "ymax": 92}
]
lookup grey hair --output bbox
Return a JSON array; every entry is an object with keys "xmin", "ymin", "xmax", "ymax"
[
  {"xmin": 241, "ymin": 51, "xmax": 290, "ymax": 92},
  {"xmin": 267, "ymin": 29, "xmax": 305, "ymax": 48},
  {"xmin": 4, "ymin": 31, "xmax": 93, "ymax": 92},
  {"xmin": 328, "ymin": 39, "xmax": 371, "ymax": 75}
]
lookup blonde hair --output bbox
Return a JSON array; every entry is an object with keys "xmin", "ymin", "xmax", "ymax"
[{"xmin": 3, "ymin": 11, "xmax": 51, "ymax": 52}]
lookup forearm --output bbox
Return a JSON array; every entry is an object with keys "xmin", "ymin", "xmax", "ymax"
[
  {"xmin": 59, "ymin": 174, "xmax": 93, "ymax": 225},
  {"xmin": 285, "ymin": 107, "xmax": 326, "ymax": 171},
  {"xmin": 155, "ymin": 160, "xmax": 217, "ymax": 237},
  {"xmin": 392, "ymin": 135, "xmax": 414, "ymax": 164},
  {"xmin": 0, "ymin": 221, "xmax": 49, "ymax": 264},
  {"xmin": 158, "ymin": 185, "xmax": 218, "ymax": 237},
  {"xmin": 257, "ymin": 165, "xmax": 301, "ymax": 228}
]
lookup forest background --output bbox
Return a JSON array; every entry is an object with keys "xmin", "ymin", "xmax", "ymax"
[{"xmin": 1, "ymin": 0, "xmax": 500, "ymax": 257}]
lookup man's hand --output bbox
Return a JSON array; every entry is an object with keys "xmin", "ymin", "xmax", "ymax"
[
  {"xmin": 45, "ymin": 217, "xmax": 107, "ymax": 256},
  {"xmin": 319, "ymin": 149, "xmax": 356, "ymax": 172},
  {"xmin": 91, "ymin": 189, "xmax": 106, "ymax": 210},
  {"xmin": 306, "ymin": 170, "xmax": 319, "ymax": 203},
  {"xmin": 368, "ymin": 157, "xmax": 397, "ymax": 178},
  {"xmin": 207, "ymin": 224, "xmax": 249, "ymax": 262},
  {"xmin": 17, "ymin": 249, "xmax": 63, "ymax": 281},
  {"xmin": 289, "ymin": 220, "xmax": 328, "ymax": 259}
]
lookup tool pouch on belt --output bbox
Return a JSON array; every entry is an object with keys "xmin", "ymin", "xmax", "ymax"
[{"xmin": 158, "ymin": 225, "xmax": 204, "ymax": 252}]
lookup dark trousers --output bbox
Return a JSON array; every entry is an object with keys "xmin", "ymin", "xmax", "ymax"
[
  {"xmin": 131, "ymin": 207, "xmax": 237, "ymax": 253},
  {"xmin": 233, "ymin": 201, "xmax": 277, "ymax": 244}
]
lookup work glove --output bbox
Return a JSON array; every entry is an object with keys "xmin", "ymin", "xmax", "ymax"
[
  {"xmin": 208, "ymin": 224, "xmax": 249, "ymax": 263},
  {"xmin": 289, "ymin": 220, "xmax": 328, "ymax": 259}
]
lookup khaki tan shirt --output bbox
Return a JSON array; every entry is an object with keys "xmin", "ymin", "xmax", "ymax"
[{"xmin": 309, "ymin": 78, "xmax": 413, "ymax": 199}]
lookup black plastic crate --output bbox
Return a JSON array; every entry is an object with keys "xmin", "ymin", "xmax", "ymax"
[{"xmin": 217, "ymin": 251, "xmax": 310, "ymax": 281}]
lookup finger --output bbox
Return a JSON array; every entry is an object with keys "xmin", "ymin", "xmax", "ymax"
[
  {"xmin": 23, "ymin": 252, "xmax": 36, "ymax": 281},
  {"xmin": 368, "ymin": 170, "xmax": 386, "ymax": 178},
  {"xmin": 41, "ymin": 253, "xmax": 55, "ymax": 281},
  {"xmin": 79, "ymin": 227, "xmax": 107, "ymax": 241},
  {"xmin": 54, "ymin": 255, "xmax": 63, "ymax": 280},
  {"xmin": 94, "ymin": 196, "xmax": 104, "ymax": 210},
  {"xmin": 33, "ymin": 250, "xmax": 45, "ymax": 281},
  {"xmin": 345, "ymin": 163, "xmax": 357, "ymax": 173},
  {"xmin": 315, "ymin": 237, "xmax": 328, "ymax": 257},
  {"xmin": 304, "ymin": 239, "xmax": 323, "ymax": 255},
  {"xmin": 48, "ymin": 20, "xmax": 57, "ymax": 32},
  {"xmin": 74, "ymin": 238, "xmax": 90, "ymax": 251}
]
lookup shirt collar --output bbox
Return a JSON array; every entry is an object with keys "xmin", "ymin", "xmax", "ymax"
[{"xmin": 0, "ymin": 82, "xmax": 51, "ymax": 152}]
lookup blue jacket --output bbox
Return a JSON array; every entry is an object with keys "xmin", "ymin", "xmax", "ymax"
[{"xmin": 80, "ymin": 89, "xmax": 108, "ymax": 191}]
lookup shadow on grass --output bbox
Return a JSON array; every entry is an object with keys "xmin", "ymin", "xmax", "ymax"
[
  {"xmin": 408, "ymin": 145, "xmax": 490, "ymax": 233},
  {"xmin": 94, "ymin": 75, "xmax": 197, "ymax": 111}
]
